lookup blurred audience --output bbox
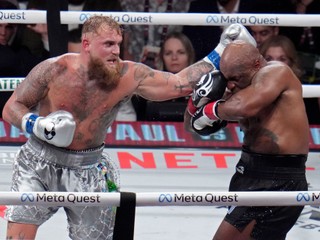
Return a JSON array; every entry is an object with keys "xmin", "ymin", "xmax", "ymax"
[
  {"xmin": 184, "ymin": 0, "xmax": 243, "ymax": 61},
  {"xmin": 260, "ymin": 35, "xmax": 320, "ymax": 124},
  {"xmin": 120, "ymin": 0, "xmax": 193, "ymax": 121},
  {"xmin": 120, "ymin": 0, "xmax": 193, "ymax": 64},
  {"xmin": 287, "ymin": 0, "xmax": 320, "ymax": 55},
  {"xmin": 145, "ymin": 32, "xmax": 195, "ymax": 121},
  {"xmin": 183, "ymin": 0, "xmax": 294, "ymax": 61},
  {"xmin": 21, "ymin": 0, "xmax": 50, "ymax": 60},
  {"xmin": 67, "ymin": 27, "xmax": 82, "ymax": 53},
  {"xmin": 2, "ymin": 0, "xmax": 320, "ymax": 123},
  {"xmin": 0, "ymin": 0, "xmax": 40, "ymax": 117}
]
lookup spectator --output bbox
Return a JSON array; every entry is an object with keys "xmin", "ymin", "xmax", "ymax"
[
  {"xmin": 145, "ymin": 31, "xmax": 195, "ymax": 121},
  {"xmin": 260, "ymin": 35, "xmax": 320, "ymax": 124},
  {"xmin": 160, "ymin": 32, "xmax": 195, "ymax": 73},
  {"xmin": 249, "ymin": 26, "xmax": 279, "ymax": 49},
  {"xmin": 260, "ymin": 35, "xmax": 303, "ymax": 78}
]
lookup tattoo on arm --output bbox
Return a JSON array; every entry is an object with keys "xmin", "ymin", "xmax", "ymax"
[
  {"xmin": 133, "ymin": 63, "xmax": 155, "ymax": 81},
  {"xmin": 186, "ymin": 61, "xmax": 214, "ymax": 87},
  {"xmin": 175, "ymin": 79, "xmax": 189, "ymax": 93}
]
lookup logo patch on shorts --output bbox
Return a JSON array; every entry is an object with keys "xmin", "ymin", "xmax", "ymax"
[{"xmin": 236, "ymin": 165, "xmax": 244, "ymax": 174}]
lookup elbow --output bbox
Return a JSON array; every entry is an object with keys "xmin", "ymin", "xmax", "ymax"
[
  {"xmin": 2, "ymin": 103, "xmax": 11, "ymax": 123},
  {"xmin": 238, "ymin": 104, "xmax": 260, "ymax": 119}
]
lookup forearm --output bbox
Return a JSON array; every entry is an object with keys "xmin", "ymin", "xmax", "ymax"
[
  {"xmin": 176, "ymin": 60, "xmax": 214, "ymax": 88},
  {"xmin": 2, "ymin": 100, "xmax": 29, "ymax": 130},
  {"xmin": 215, "ymin": 98, "xmax": 249, "ymax": 121}
]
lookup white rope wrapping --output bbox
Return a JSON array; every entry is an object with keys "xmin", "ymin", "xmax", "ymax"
[
  {"xmin": 1, "ymin": 78, "xmax": 319, "ymax": 98},
  {"xmin": 0, "ymin": 191, "xmax": 318, "ymax": 207},
  {"xmin": 1, "ymin": 10, "xmax": 320, "ymax": 27}
]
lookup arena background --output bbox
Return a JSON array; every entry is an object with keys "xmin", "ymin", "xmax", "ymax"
[{"xmin": 1, "ymin": 2, "xmax": 320, "ymax": 239}]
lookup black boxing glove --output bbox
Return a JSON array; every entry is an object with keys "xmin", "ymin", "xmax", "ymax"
[
  {"xmin": 187, "ymin": 70, "xmax": 227, "ymax": 116},
  {"xmin": 191, "ymin": 100, "xmax": 227, "ymax": 136}
]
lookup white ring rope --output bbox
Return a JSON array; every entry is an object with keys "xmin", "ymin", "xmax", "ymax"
[
  {"xmin": 0, "ymin": 78, "xmax": 319, "ymax": 98},
  {"xmin": 0, "ymin": 191, "xmax": 318, "ymax": 207},
  {"xmin": 1, "ymin": 10, "xmax": 320, "ymax": 27}
]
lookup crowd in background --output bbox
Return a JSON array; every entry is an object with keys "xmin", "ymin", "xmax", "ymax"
[{"xmin": 1, "ymin": 0, "xmax": 320, "ymax": 124}]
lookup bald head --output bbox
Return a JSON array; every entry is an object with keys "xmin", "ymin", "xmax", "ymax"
[{"xmin": 220, "ymin": 40, "xmax": 261, "ymax": 75}]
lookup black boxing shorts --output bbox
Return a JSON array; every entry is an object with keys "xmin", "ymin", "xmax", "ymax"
[{"xmin": 224, "ymin": 148, "xmax": 308, "ymax": 240}]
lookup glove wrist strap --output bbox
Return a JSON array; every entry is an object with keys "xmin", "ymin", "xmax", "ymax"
[
  {"xmin": 203, "ymin": 50, "xmax": 220, "ymax": 70},
  {"xmin": 205, "ymin": 99, "xmax": 225, "ymax": 120},
  {"xmin": 22, "ymin": 113, "xmax": 39, "ymax": 134}
]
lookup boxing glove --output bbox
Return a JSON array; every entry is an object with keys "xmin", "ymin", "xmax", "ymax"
[
  {"xmin": 191, "ymin": 100, "xmax": 227, "ymax": 136},
  {"xmin": 22, "ymin": 110, "xmax": 76, "ymax": 147},
  {"xmin": 187, "ymin": 70, "xmax": 227, "ymax": 116},
  {"xmin": 203, "ymin": 23, "xmax": 257, "ymax": 70},
  {"xmin": 192, "ymin": 118, "xmax": 228, "ymax": 136},
  {"xmin": 192, "ymin": 70, "xmax": 227, "ymax": 108}
]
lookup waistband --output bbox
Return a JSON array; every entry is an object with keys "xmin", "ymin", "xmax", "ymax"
[
  {"xmin": 241, "ymin": 148, "xmax": 307, "ymax": 169},
  {"xmin": 26, "ymin": 136, "xmax": 105, "ymax": 167}
]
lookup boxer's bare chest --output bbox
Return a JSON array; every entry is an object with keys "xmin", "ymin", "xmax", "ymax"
[{"xmin": 46, "ymin": 69, "xmax": 129, "ymax": 122}]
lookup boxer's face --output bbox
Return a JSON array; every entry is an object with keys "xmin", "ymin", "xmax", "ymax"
[
  {"xmin": 84, "ymin": 25, "xmax": 122, "ymax": 70},
  {"xmin": 221, "ymin": 59, "xmax": 254, "ymax": 94}
]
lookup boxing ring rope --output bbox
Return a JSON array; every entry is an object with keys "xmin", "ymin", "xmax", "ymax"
[
  {"xmin": 0, "ymin": 191, "xmax": 319, "ymax": 207},
  {"xmin": 0, "ymin": 78, "xmax": 319, "ymax": 98},
  {"xmin": 1, "ymin": 9, "xmax": 320, "ymax": 239},
  {"xmin": 1, "ymin": 10, "xmax": 320, "ymax": 27},
  {"xmin": 1, "ymin": 10, "xmax": 320, "ymax": 97}
]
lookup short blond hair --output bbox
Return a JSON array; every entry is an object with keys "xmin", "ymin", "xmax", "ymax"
[{"xmin": 82, "ymin": 15, "xmax": 122, "ymax": 36}]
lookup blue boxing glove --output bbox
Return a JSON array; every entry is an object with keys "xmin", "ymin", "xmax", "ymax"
[
  {"xmin": 191, "ymin": 100, "xmax": 227, "ymax": 136},
  {"xmin": 203, "ymin": 23, "xmax": 256, "ymax": 70},
  {"xmin": 22, "ymin": 110, "xmax": 76, "ymax": 147}
]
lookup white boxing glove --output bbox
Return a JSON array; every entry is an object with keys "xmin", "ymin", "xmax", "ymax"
[
  {"xmin": 22, "ymin": 110, "xmax": 76, "ymax": 147},
  {"xmin": 203, "ymin": 23, "xmax": 257, "ymax": 70}
]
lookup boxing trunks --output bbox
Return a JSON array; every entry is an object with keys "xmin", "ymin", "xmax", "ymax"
[
  {"xmin": 225, "ymin": 147, "xmax": 308, "ymax": 240},
  {"xmin": 5, "ymin": 136, "xmax": 120, "ymax": 240}
]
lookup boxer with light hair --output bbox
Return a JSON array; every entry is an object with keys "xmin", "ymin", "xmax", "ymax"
[
  {"xmin": 3, "ymin": 15, "xmax": 255, "ymax": 240},
  {"xmin": 190, "ymin": 40, "xmax": 309, "ymax": 239}
]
